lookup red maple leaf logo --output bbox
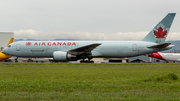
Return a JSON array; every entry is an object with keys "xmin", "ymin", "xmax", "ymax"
[
  {"xmin": 154, "ymin": 27, "xmax": 167, "ymax": 38},
  {"xmin": 26, "ymin": 42, "xmax": 32, "ymax": 46}
]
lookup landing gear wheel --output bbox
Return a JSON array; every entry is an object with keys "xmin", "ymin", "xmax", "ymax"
[
  {"xmin": 15, "ymin": 57, "xmax": 18, "ymax": 62},
  {"xmin": 15, "ymin": 60, "xmax": 18, "ymax": 62}
]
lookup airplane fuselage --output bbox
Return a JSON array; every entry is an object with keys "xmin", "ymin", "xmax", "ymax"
[
  {"xmin": 149, "ymin": 52, "xmax": 180, "ymax": 62},
  {"xmin": 161, "ymin": 53, "xmax": 180, "ymax": 61},
  {"xmin": 4, "ymin": 41, "xmax": 166, "ymax": 59}
]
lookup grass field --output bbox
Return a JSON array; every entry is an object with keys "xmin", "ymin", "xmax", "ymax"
[{"xmin": 0, "ymin": 63, "xmax": 180, "ymax": 100}]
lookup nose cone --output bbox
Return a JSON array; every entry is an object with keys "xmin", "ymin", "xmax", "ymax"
[{"xmin": 3, "ymin": 47, "xmax": 9, "ymax": 54}]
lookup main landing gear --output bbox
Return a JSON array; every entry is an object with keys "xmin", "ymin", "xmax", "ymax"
[
  {"xmin": 15, "ymin": 57, "xmax": 18, "ymax": 62},
  {"xmin": 80, "ymin": 58, "xmax": 94, "ymax": 63}
]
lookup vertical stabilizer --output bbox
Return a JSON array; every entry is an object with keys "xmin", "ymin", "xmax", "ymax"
[
  {"xmin": 141, "ymin": 13, "xmax": 176, "ymax": 43},
  {"xmin": 7, "ymin": 37, "xmax": 14, "ymax": 46}
]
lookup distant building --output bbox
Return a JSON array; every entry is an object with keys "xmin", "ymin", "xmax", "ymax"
[{"xmin": 0, "ymin": 32, "xmax": 14, "ymax": 51}]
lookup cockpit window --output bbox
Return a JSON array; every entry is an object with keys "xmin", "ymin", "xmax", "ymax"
[{"xmin": 8, "ymin": 45, "xmax": 11, "ymax": 47}]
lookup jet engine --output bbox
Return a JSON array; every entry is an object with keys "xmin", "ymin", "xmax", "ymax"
[{"xmin": 53, "ymin": 51, "xmax": 75, "ymax": 61}]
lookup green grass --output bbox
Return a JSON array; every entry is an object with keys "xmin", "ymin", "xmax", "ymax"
[{"xmin": 0, "ymin": 63, "xmax": 180, "ymax": 100}]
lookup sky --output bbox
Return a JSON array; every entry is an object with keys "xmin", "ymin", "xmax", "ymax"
[{"xmin": 1, "ymin": 0, "xmax": 180, "ymax": 40}]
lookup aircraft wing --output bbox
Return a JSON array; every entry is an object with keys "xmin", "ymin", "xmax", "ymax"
[
  {"xmin": 147, "ymin": 43, "xmax": 171, "ymax": 48},
  {"xmin": 68, "ymin": 43, "xmax": 101, "ymax": 55}
]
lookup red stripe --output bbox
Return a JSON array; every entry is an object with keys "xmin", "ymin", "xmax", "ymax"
[{"xmin": 148, "ymin": 52, "xmax": 164, "ymax": 60}]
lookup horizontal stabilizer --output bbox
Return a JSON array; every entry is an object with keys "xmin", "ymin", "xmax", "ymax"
[{"xmin": 147, "ymin": 43, "xmax": 171, "ymax": 48}]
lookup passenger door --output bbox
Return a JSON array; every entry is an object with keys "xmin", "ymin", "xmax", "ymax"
[
  {"xmin": 132, "ymin": 44, "xmax": 137, "ymax": 51},
  {"xmin": 16, "ymin": 44, "xmax": 20, "ymax": 51}
]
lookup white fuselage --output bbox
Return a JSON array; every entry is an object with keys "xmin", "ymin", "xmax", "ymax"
[
  {"xmin": 159, "ymin": 52, "xmax": 180, "ymax": 61},
  {"xmin": 3, "ymin": 41, "xmax": 170, "ymax": 60}
]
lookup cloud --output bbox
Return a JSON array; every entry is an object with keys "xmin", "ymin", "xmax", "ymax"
[{"xmin": 14, "ymin": 29, "xmax": 180, "ymax": 41}]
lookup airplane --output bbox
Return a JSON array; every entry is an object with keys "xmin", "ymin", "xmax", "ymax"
[
  {"xmin": 148, "ymin": 52, "xmax": 180, "ymax": 62},
  {"xmin": 3, "ymin": 13, "xmax": 176, "ymax": 62},
  {"xmin": 0, "ymin": 38, "xmax": 14, "ymax": 61}
]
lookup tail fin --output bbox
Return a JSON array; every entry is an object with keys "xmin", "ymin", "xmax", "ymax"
[
  {"xmin": 0, "ymin": 37, "xmax": 13, "ymax": 61},
  {"xmin": 141, "ymin": 13, "xmax": 176, "ymax": 43},
  {"xmin": 6, "ymin": 37, "xmax": 14, "ymax": 46}
]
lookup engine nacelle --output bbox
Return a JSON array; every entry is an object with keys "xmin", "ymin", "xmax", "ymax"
[{"xmin": 53, "ymin": 51, "xmax": 74, "ymax": 61}]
